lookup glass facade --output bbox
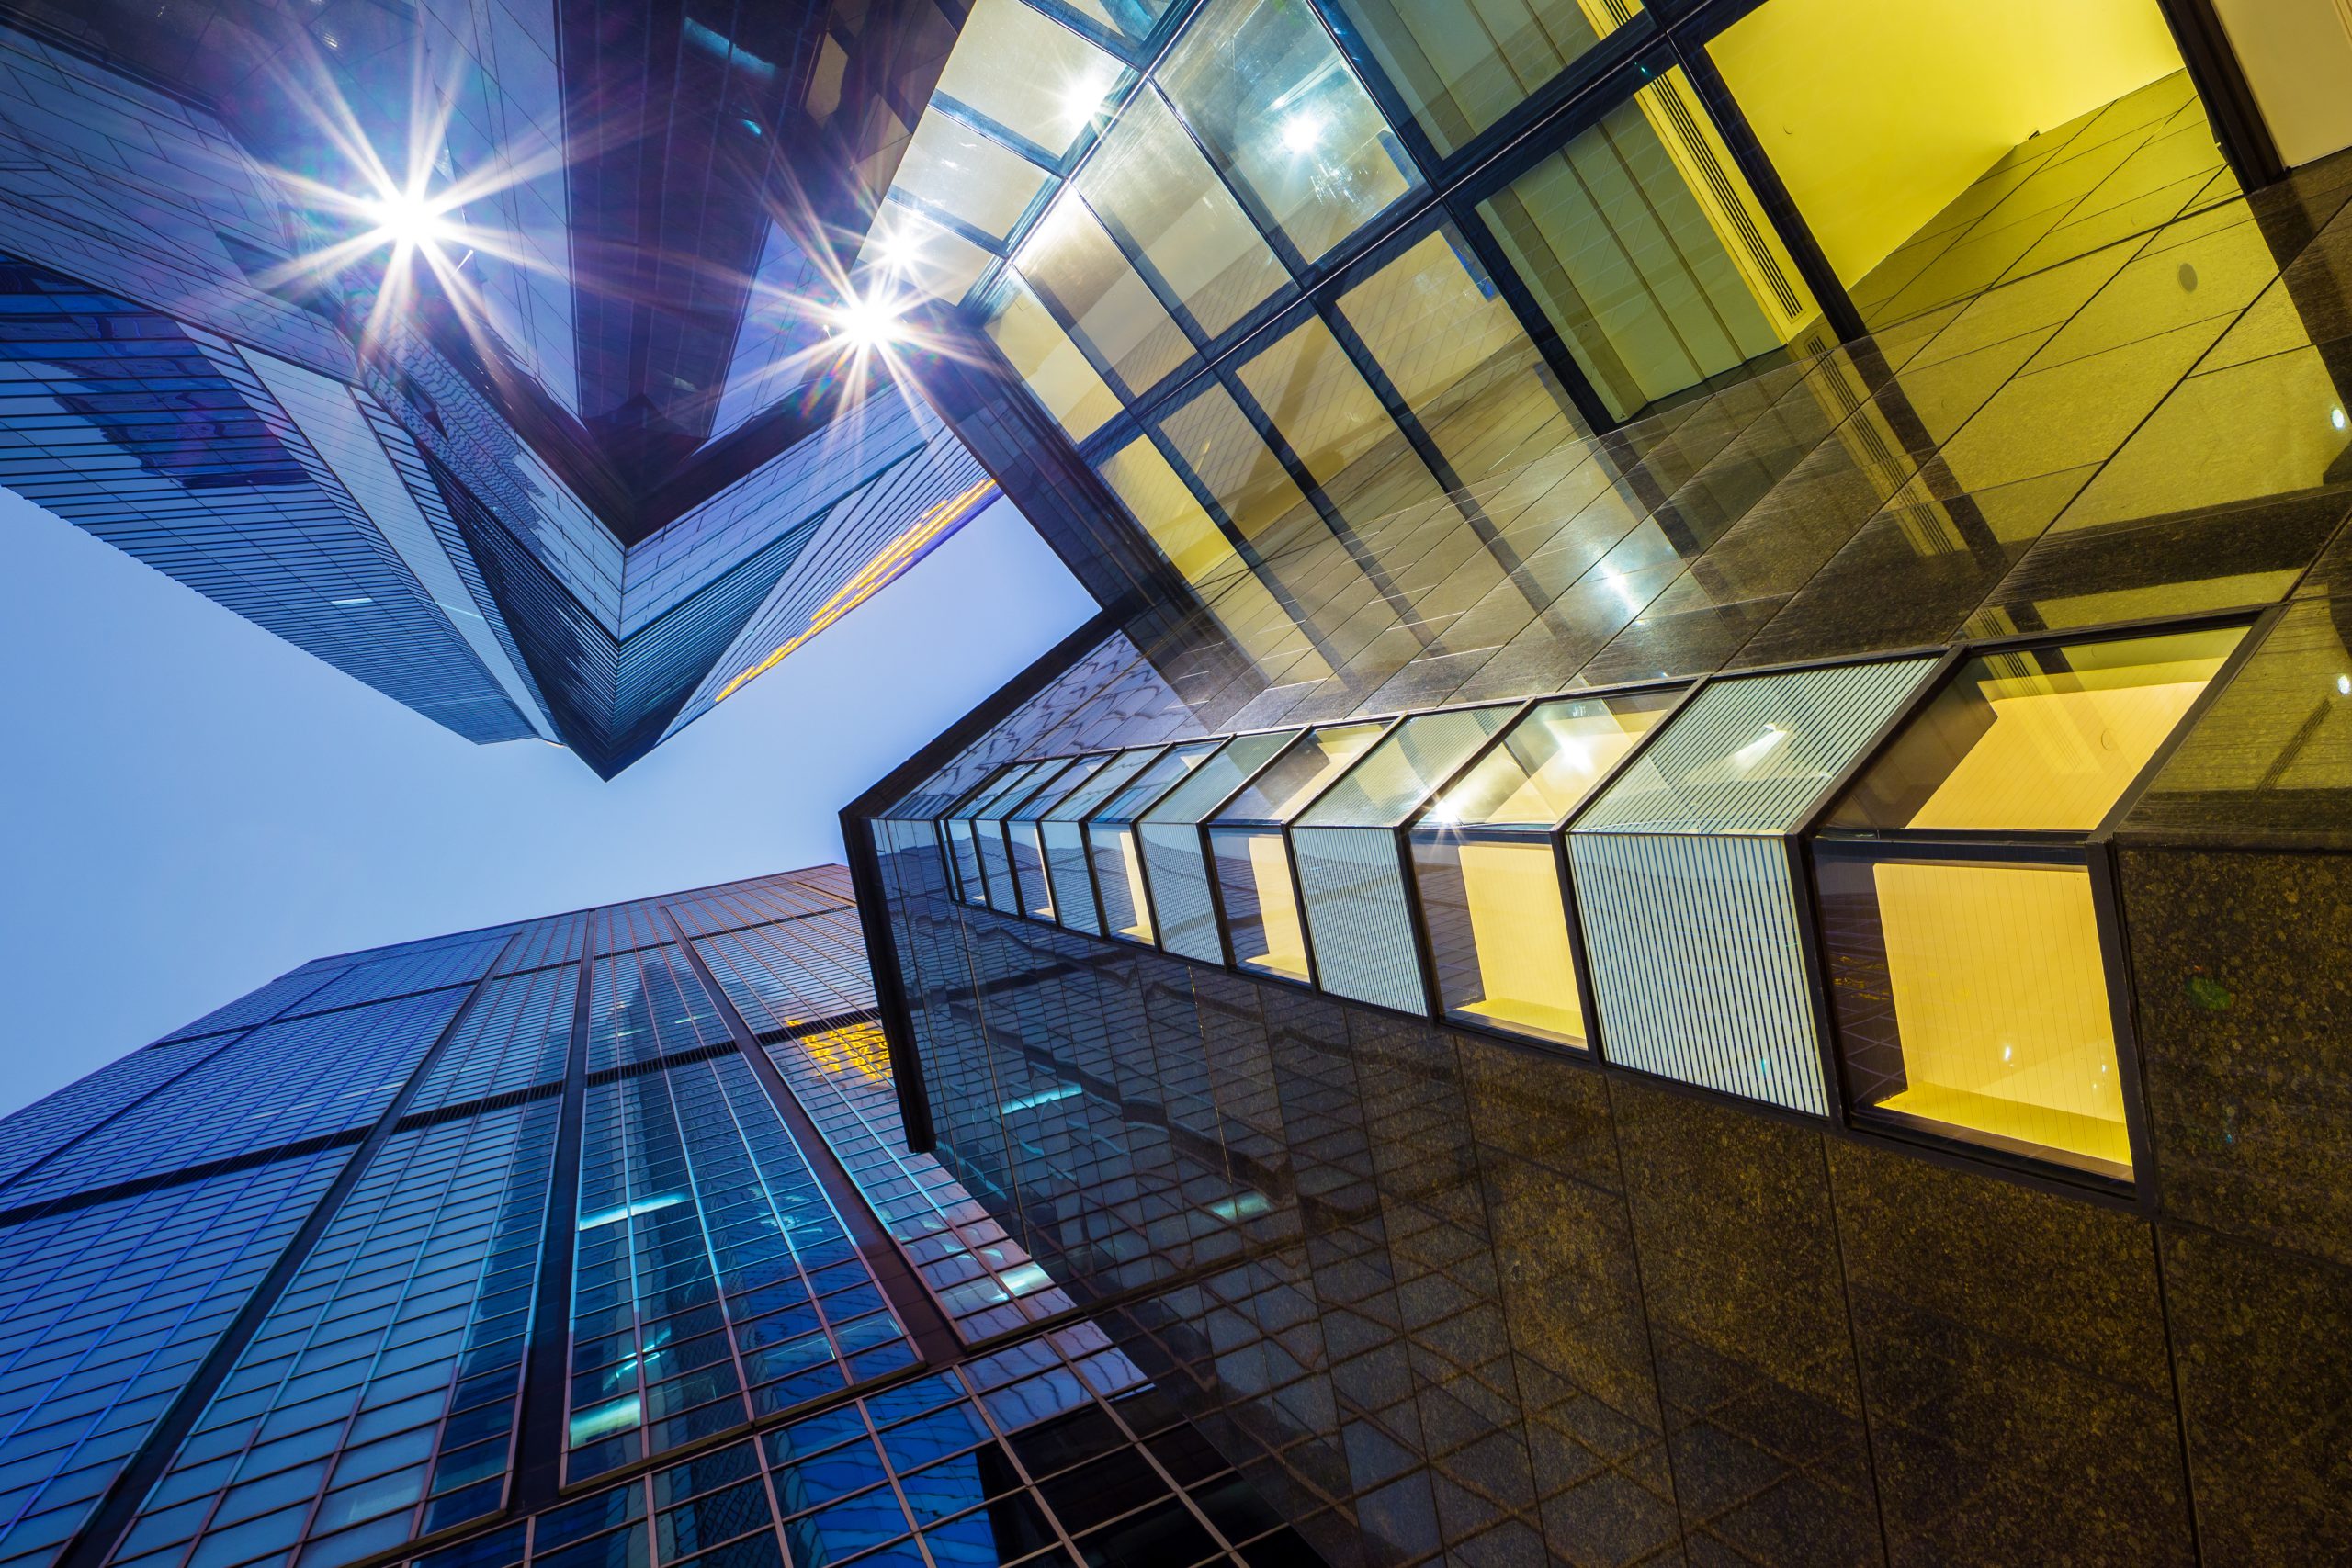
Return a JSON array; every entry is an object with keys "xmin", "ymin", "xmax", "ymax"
[
  {"xmin": 0, "ymin": 871, "xmax": 1312, "ymax": 1568},
  {"xmin": 0, "ymin": 14, "xmax": 996, "ymax": 779},
  {"xmin": 845, "ymin": 5, "xmax": 2352, "ymax": 1563}
]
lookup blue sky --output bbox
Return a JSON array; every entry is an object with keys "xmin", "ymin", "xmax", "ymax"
[{"xmin": 0, "ymin": 488, "xmax": 1091, "ymax": 1115}]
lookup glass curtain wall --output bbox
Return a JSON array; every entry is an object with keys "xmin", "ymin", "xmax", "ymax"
[{"xmin": 862, "ymin": 0, "xmax": 2210, "ymax": 682}]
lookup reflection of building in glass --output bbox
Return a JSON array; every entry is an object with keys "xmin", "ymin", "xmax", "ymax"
[
  {"xmin": 846, "ymin": 4, "xmax": 2352, "ymax": 1562},
  {"xmin": 0, "ymin": 871, "xmax": 1317, "ymax": 1568}
]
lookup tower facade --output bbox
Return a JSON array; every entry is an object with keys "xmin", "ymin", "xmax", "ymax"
[{"xmin": 0, "ymin": 871, "xmax": 1318, "ymax": 1568}]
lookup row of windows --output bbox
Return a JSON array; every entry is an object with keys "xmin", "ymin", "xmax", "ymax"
[
  {"xmin": 4, "ymin": 990, "xmax": 469, "ymax": 1209},
  {"xmin": 412, "ymin": 1323, "xmax": 1311, "ymax": 1568},
  {"xmin": 910, "ymin": 614, "xmax": 2258, "ymax": 1188},
  {"xmin": 410, "ymin": 968, "xmax": 578, "ymax": 1112},
  {"xmin": 861, "ymin": 0, "xmax": 2242, "ymax": 704},
  {"xmin": 689, "ymin": 910, "xmax": 1083, "ymax": 1347},
  {"xmin": 110, "ymin": 1101, "xmax": 561, "ymax": 1568},
  {"xmin": 566, "ymin": 1050, "xmax": 914, "ymax": 1483},
  {"xmin": 0, "ymin": 1153, "xmax": 349, "ymax": 1568}
]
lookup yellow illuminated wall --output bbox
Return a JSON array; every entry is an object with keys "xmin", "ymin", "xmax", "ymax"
[
  {"xmin": 1710, "ymin": 0, "xmax": 2186, "ymax": 287},
  {"xmin": 1238, "ymin": 831, "xmax": 1309, "ymax": 979},
  {"xmin": 1111, "ymin": 828, "xmax": 1155, "ymax": 942},
  {"xmin": 1453, "ymin": 840, "xmax": 1583, "ymax": 1043},
  {"xmin": 1907, "ymin": 679, "xmax": 2212, "ymax": 831},
  {"xmin": 1873, "ymin": 861, "xmax": 2129, "ymax": 1171}
]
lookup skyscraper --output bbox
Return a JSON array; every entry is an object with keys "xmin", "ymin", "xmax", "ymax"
[
  {"xmin": 0, "ymin": 3, "xmax": 995, "ymax": 775},
  {"xmin": 14, "ymin": 1, "xmax": 2352, "ymax": 1563},
  {"xmin": 837, "ymin": 2, "xmax": 2352, "ymax": 1563},
  {"xmin": 0, "ymin": 869, "xmax": 1321, "ymax": 1568}
]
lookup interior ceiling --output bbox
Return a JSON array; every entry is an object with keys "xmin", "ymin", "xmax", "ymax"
[{"xmin": 0, "ymin": 0, "xmax": 957, "ymax": 529}]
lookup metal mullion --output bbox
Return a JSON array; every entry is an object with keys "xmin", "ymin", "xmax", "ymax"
[
  {"xmin": 662, "ymin": 912, "xmax": 962, "ymax": 1366},
  {"xmin": 1273, "ymin": 714, "xmax": 1409, "ymax": 992},
  {"xmin": 283, "ymin": 1104, "xmax": 504, "ymax": 1553},
  {"xmin": 1441, "ymin": 184, "xmax": 1623, "ymax": 434},
  {"xmin": 1138, "ymin": 420, "xmax": 1360, "ymax": 680},
  {"xmin": 641, "ymin": 1048, "xmax": 789, "ymax": 1442},
  {"xmin": 2091, "ymin": 604, "xmax": 2278, "ymax": 841},
  {"xmin": 1673, "ymin": 34, "xmax": 1867, "ymax": 343},
  {"xmin": 927, "ymin": 92, "xmax": 1082, "ymax": 179},
  {"xmin": 1305, "ymin": 262, "xmax": 1540, "ymax": 588},
  {"xmin": 515, "ymin": 948, "xmax": 597, "ymax": 1508},
  {"xmin": 1002, "ymin": 223, "xmax": 1183, "ymax": 406},
  {"xmin": 1209, "ymin": 356, "xmax": 1429, "ymax": 635}
]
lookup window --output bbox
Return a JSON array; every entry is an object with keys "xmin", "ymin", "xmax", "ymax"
[
  {"xmin": 1813, "ymin": 624, "xmax": 2245, "ymax": 1178},
  {"xmin": 1411, "ymin": 689, "xmax": 1679, "ymax": 1046},
  {"xmin": 1477, "ymin": 69, "xmax": 1822, "ymax": 422},
  {"xmin": 1568, "ymin": 657, "xmax": 1939, "ymax": 1114},
  {"xmin": 1708, "ymin": 0, "xmax": 2209, "ymax": 326},
  {"xmin": 1137, "ymin": 731, "xmax": 1303, "ymax": 963},
  {"xmin": 1205, "ymin": 723, "xmax": 1388, "ymax": 980},
  {"xmin": 1157, "ymin": 0, "xmax": 1421, "ymax": 263},
  {"xmin": 1291, "ymin": 706, "xmax": 1520, "ymax": 1013},
  {"xmin": 1329, "ymin": 0, "xmax": 1641, "ymax": 157}
]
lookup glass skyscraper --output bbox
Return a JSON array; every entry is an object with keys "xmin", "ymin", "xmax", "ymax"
[
  {"xmin": 0, "ymin": 870, "xmax": 1319, "ymax": 1568},
  {"xmin": 13, "ymin": 0, "xmax": 2352, "ymax": 1563},
  {"xmin": 0, "ymin": 2, "xmax": 994, "ymax": 775},
  {"xmin": 839, "ymin": 2, "xmax": 2352, "ymax": 1563}
]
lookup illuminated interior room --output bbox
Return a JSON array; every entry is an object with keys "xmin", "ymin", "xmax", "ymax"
[
  {"xmin": 1036, "ymin": 747, "xmax": 1166, "ymax": 937},
  {"xmin": 1286, "ymin": 705, "xmax": 1521, "ymax": 1016},
  {"xmin": 1410, "ymin": 687, "xmax": 1684, "ymax": 1048},
  {"xmin": 1136, "ymin": 731, "xmax": 1305, "ymax": 964},
  {"xmin": 1204, "ymin": 723, "xmax": 1387, "ymax": 982},
  {"xmin": 1083, "ymin": 740, "xmax": 1224, "ymax": 945},
  {"xmin": 1815, "ymin": 622, "xmax": 2249, "ymax": 1178},
  {"xmin": 1709, "ymin": 0, "xmax": 2222, "ymax": 327}
]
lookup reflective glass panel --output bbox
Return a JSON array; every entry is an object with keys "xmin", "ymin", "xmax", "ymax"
[
  {"xmin": 1136, "ymin": 731, "xmax": 1303, "ymax": 964},
  {"xmin": 1157, "ymin": 0, "xmax": 1421, "ymax": 262},
  {"xmin": 1012, "ymin": 756, "xmax": 1113, "ymax": 919},
  {"xmin": 1046, "ymin": 748, "xmax": 1165, "ymax": 821},
  {"xmin": 1156, "ymin": 384, "xmax": 1311, "ymax": 543},
  {"xmin": 1828, "ymin": 626, "xmax": 2244, "ymax": 833},
  {"xmin": 1016, "ymin": 196, "xmax": 1195, "ymax": 396},
  {"xmin": 1817, "ymin": 852, "xmax": 2131, "ymax": 1178},
  {"xmin": 1076, "ymin": 89, "xmax": 1292, "ymax": 338},
  {"xmin": 1091, "ymin": 740, "xmax": 1224, "ymax": 824},
  {"xmin": 1336, "ymin": 223, "xmax": 1578, "ymax": 484},
  {"xmin": 1096, "ymin": 438, "xmax": 1250, "ymax": 586},
  {"xmin": 1297, "ymin": 705, "xmax": 1517, "ymax": 827},
  {"xmin": 1420, "ymin": 689, "xmax": 1681, "ymax": 829},
  {"xmin": 1329, "ymin": 0, "xmax": 1639, "ymax": 156},
  {"xmin": 983, "ymin": 278, "xmax": 1124, "ymax": 442},
  {"xmin": 1212, "ymin": 723, "xmax": 1389, "ymax": 824},
  {"xmin": 934, "ymin": 0, "xmax": 1127, "ymax": 160},
  {"xmin": 890, "ymin": 114, "xmax": 1051, "ymax": 242},
  {"xmin": 1142, "ymin": 733, "xmax": 1305, "ymax": 828},
  {"xmin": 1478, "ymin": 70, "xmax": 1822, "ymax": 422},
  {"xmin": 1089, "ymin": 823, "xmax": 1159, "ymax": 943}
]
